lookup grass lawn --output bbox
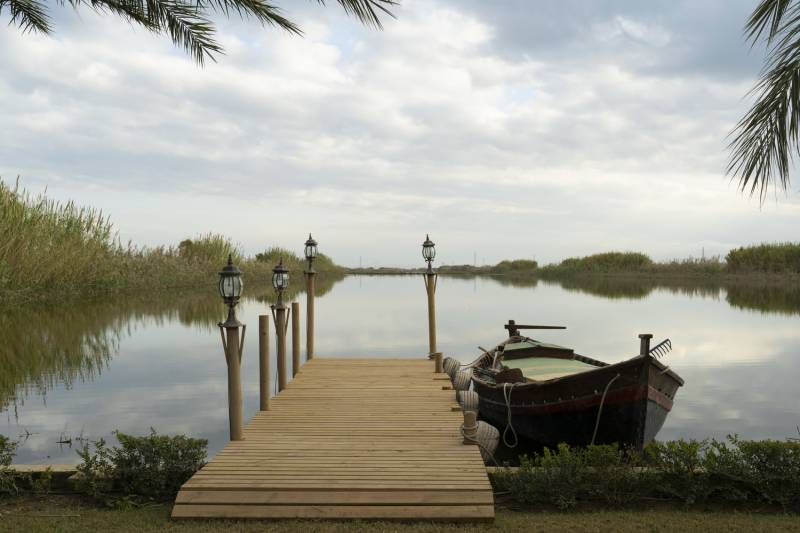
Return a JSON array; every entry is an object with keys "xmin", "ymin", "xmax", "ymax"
[{"xmin": 1, "ymin": 496, "xmax": 798, "ymax": 532}]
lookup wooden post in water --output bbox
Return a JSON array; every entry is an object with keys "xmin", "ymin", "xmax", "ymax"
[
  {"xmin": 639, "ymin": 333, "xmax": 653, "ymax": 356},
  {"xmin": 291, "ymin": 302, "xmax": 301, "ymax": 376},
  {"xmin": 272, "ymin": 304, "xmax": 288, "ymax": 392},
  {"xmin": 433, "ymin": 352, "xmax": 443, "ymax": 374},
  {"xmin": 258, "ymin": 315, "xmax": 270, "ymax": 411},
  {"xmin": 305, "ymin": 270, "xmax": 315, "ymax": 361}
]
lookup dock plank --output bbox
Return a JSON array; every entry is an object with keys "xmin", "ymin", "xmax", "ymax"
[{"xmin": 172, "ymin": 358, "xmax": 493, "ymax": 522}]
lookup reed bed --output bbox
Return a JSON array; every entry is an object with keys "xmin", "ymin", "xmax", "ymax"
[{"xmin": 0, "ymin": 179, "xmax": 343, "ymax": 302}]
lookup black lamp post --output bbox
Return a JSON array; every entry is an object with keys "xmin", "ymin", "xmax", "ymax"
[
  {"xmin": 304, "ymin": 233, "xmax": 318, "ymax": 272},
  {"xmin": 422, "ymin": 234, "xmax": 436, "ymax": 273},
  {"xmin": 217, "ymin": 254, "xmax": 245, "ymax": 441},
  {"xmin": 272, "ymin": 258, "xmax": 289, "ymax": 306},
  {"xmin": 304, "ymin": 234, "xmax": 318, "ymax": 361},
  {"xmin": 271, "ymin": 258, "xmax": 290, "ymax": 391},
  {"xmin": 422, "ymin": 235, "xmax": 438, "ymax": 358},
  {"xmin": 218, "ymin": 254, "xmax": 243, "ymax": 327}
]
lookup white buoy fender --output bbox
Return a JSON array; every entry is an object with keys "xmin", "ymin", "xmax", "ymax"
[
  {"xmin": 457, "ymin": 390, "xmax": 479, "ymax": 412},
  {"xmin": 443, "ymin": 357, "xmax": 459, "ymax": 381},
  {"xmin": 476, "ymin": 421, "xmax": 500, "ymax": 463},
  {"xmin": 453, "ymin": 368, "xmax": 472, "ymax": 392}
]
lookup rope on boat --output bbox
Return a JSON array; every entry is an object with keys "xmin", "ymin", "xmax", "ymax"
[
  {"xmin": 591, "ymin": 373, "xmax": 621, "ymax": 446},
  {"xmin": 502, "ymin": 383, "xmax": 519, "ymax": 449}
]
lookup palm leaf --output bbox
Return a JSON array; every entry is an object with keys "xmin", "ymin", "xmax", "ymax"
[{"xmin": 0, "ymin": 0, "xmax": 51, "ymax": 33}]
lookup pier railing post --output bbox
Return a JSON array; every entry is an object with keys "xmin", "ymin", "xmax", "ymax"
[
  {"xmin": 259, "ymin": 315, "xmax": 270, "ymax": 411},
  {"xmin": 424, "ymin": 270, "xmax": 437, "ymax": 357},
  {"xmin": 305, "ymin": 270, "xmax": 315, "ymax": 361},
  {"xmin": 272, "ymin": 303, "xmax": 288, "ymax": 392},
  {"xmin": 639, "ymin": 333, "xmax": 653, "ymax": 356},
  {"xmin": 292, "ymin": 301, "xmax": 301, "ymax": 376}
]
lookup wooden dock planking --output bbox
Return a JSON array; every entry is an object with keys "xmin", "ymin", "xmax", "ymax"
[{"xmin": 172, "ymin": 358, "xmax": 494, "ymax": 521}]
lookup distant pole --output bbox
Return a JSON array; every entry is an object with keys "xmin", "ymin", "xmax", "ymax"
[
  {"xmin": 639, "ymin": 333, "xmax": 653, "ymax": 356},
  {"xmin": 292, "ymin": 301, "xmax": 301, "ymax": 376},
  {"xmin": 422, "ymin": 235, "xmax": 438, "ymax": 358},
  {"xmin": 258, "ymin": 314, "xmax": 270, "ymax": 411},
  {"xmin": 304, "ymin": 234, "xmax": 318, "ymax": 361}
]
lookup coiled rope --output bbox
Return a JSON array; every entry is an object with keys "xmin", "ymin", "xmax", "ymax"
[
  {"xmin": 502, "ymin": 383, "xmax": 518, "ymax": 448},
  {"xmin": 590, "ymin": 373, "xmax": 621, "ymax": 445}
]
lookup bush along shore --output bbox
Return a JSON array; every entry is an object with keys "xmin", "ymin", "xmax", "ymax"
[
  {"xmin": 0, "ymin": 179, "xmax": 344, "ymax": 303},
  {"xmin": 492, "ymin": 437, "xmax": 800, "ymax": 511},
  {"xmin": 3, "ymin": 431, "xmax": 800, "ymax": 514}
]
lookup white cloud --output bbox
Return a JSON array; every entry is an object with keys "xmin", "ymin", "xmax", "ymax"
[{"xmin": 0, "ymin": 0, "xmax": 798, "ymax": 267}]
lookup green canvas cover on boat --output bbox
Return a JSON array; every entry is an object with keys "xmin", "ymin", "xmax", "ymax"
[
  {"xmin": 503, "ymin": 339, "xmax": 573, "ymax": 353},
  {"xmin": 507, "ymin": 356, "xmax": 598, "ymax": 381}
]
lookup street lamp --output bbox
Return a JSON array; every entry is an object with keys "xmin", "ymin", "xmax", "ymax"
[
  {"xmin": 304, "ymin": 234, "xmax": 318, "ymax": 272},
  {"xmin": 272, "ymin": 258, "xmax": 289, "ymax": 305},
  {"xmin": 304, "ymin": 234, "xmax": 318, "ymax": 361},
  {"xmin": 422, "ymin": 235, "xmax": 438, "ymax": 358},
  {"xmin": 217, "ymin": 254, "xmax": 245, "ymax": 441},
  {"xmin": 218, "ymin": 254, "xmax": 243, "ymax": 327},
  {"xmin": 422, "ymin": 234, "xmax": 436, "ymax": 273}
]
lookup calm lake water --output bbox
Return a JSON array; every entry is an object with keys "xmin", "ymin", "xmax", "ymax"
[{"xmin": 2, "ymin": 274, "xmax": 799, "ymax": 464}]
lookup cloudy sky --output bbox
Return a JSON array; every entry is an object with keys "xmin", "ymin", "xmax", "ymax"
[{"xmin": 1, "ymin": 0, "xmax": 798, "ymax": 267}]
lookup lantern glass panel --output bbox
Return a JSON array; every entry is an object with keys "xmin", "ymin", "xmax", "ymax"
[{"xmin": 305, "ymin": 244, "xmax": 318, "ymax": 259}]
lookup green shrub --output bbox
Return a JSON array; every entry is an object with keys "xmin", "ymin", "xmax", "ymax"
[
  {"xmin": 76, "ymin": 429, "xmax": 207, "ymax": 505},
  {"xmin": 644, "ymin": 439, "xmax": 711, "ymax": 504},
  {"xmin": 0, "ymin": 434, "xmax": 21, "ymax": 495},
  {"xmin": 494, "ymin": 438, "xmax": 800, "ymax": 511},
  {"xmin": 726, "ymin": 243, "xmax": 800, "ymax": 274}
]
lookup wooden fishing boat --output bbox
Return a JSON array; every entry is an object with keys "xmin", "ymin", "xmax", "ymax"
[{"xmin": 468, "ymin": 320, "xmax": 684, "ymax": 450}]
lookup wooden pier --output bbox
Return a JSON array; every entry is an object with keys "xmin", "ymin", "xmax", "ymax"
[{"xmin": 172, "ymin": 358, "xmax": 494, "ymax": 521}]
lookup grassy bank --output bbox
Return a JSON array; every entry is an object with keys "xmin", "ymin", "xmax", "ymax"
[
  {"xmin": 1, "ymin": 497, "xmax": 797, "ymax": 533},
  {"xmin": 0, "ymin": 179, "xmax": 343, "ymax": 302},
  {"xmin": 539, "ymin": 246, "xmax": 800, "ymax": 280}
]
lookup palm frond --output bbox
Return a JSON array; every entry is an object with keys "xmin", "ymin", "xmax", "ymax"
[
  {"xmin": 0, "ymin": 0, "xmax": 52, "ymax": 34},
  {"xmin": 198, "ymin": 0, "xmax": 301, "ymax": 34},
  {"xmin": 746, "ymin": 0, "xmax": 792, "ymax": 44},
  {"xmin": 318, "ymin": 0, "xmax": 397, "ymax": 29},
  {"xmin": 729, "ymin": 0, "xmax": 800, "ymax": 201}
]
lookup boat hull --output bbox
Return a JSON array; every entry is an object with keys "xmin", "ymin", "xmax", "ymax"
[{"xmin": 473, "ymin": 354, "xmax": 681, "ymax": 450}]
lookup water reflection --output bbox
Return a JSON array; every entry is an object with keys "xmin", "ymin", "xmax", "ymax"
[
  {"xmin": 1, "ymin": 273, "xmax": 798, "ymax": 463},
  {"xmin": 1, "ymin": 274, "xmax": 344, "ymax": 411}
]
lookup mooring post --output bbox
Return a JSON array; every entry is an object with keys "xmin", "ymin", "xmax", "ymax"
[
  {"xmin": 433, "ymin": 352, "xmax": 443, "ymax": 374},
  {"xmin": 639, "ymin": 333, "xmax": 653, "ymax": 356},
  {"xmin": 258, "ymin": 314, "xmax": 270, "ymax": 411},
  {"xmin": 421, "ymin": 235, "xmax": 437, "ymax": 358},
  {"xmin": 292, "ymin": 301, "xmax": 301, "ymax": 376},
  {"xmin": 462, "ymin": 410, "xmax": 478, "ymax": 445},
  {"xmin": 304, "ymin": 234, "xmax": 318, "ymax": 361},
  {"xmin": 272, "ymin": 304, "xmax": 288, "ymax": 392},
  {"xmin": 217, "ymin": 255, "xmax": 245, "ymax": 441},
  {"xmin": 306, "ymin": 272, "xmax": 315, "ymax": 361}
]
